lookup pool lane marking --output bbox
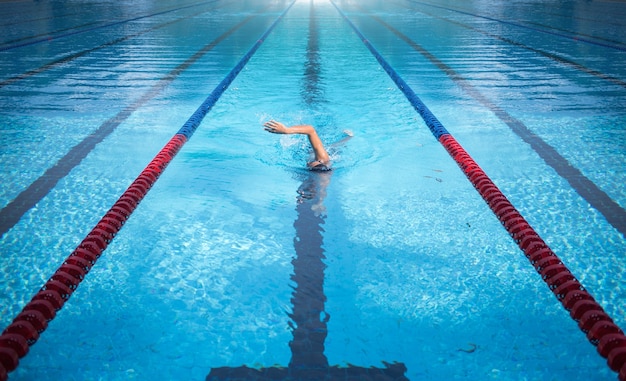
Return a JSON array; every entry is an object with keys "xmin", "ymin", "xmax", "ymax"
[
  {"xmin": 0, "ymin": 10, "xmax": 269, "ymax": 239},
  {"xmin": 331, "ymin": 1, "xmax": 626, "ymax": 378},
  {"xmin": 386, "ymin": 1, "xmax": 626, "ymax": 89},
  {"xmin": 0, "ymin": 2, "xmax": 227, "ymax": 88},
  {"xmin": 301, "ymin": 0, "xmax": 323, "ymax": 107},
  {"xmin": 406, "ymin": 0, "xmax": 626, "ymax": 52},
  {"xmin": 0, "ymin": 7, "xmax": 99, "ymax": 29},
  {"xmin": 0, "ymin": 0, "xmax": 220, "ymax": 52},
  {"xmin": 207, "ymin": 1, "xmax": 408, "ymax": 379},
  {"xmin": 207, "ymin": 176, "xmax": 409, "ymax": 381},
  {"xmin": 368, "ymin": 14, "xmax": 626, "ymax": 238},
  {"xmin": 0, "ymin": 2, "xmax": 295, "ymax": 379}
]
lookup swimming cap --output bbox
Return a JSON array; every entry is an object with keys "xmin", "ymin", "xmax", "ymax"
[{"xmin": 310, "ymin": 163, "xmax": 332, "ymax": 172}]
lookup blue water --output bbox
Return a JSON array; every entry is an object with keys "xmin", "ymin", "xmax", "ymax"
[{"xmin": 1, "ymin": 0, "xmax": 625, "ymax": 380}]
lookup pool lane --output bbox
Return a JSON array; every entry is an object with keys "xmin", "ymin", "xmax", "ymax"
[
  {"xmin": 388, "ymin": 1, "xmax": 626, "ymax": 89},
  {"xmin": 406, "ymin": 0, "xmax": 626, "ymax": 52},
  {"xmin": 0, "ymin": 2, "xmax": 227, "ymax": 89},
  {"xmin": 0, "ymin": 2, "xmax": 296, "ymax": 379},
  {"xmin": 332, "ymin": 1, "xmax": 626, "ymax": 378},
  {"xmin": 207, "ymin": 2, "xmax": 408, "ymax": 379},
  {"xmin": 0, "ymin": 0, "xmax": 221, "ymax": 52},
  {"xmin": 0, "ymin": 10, "xmax": 268, "ymax": 238}
]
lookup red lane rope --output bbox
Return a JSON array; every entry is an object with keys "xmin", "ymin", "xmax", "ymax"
[
  {"xmin": 440, "ymin": 134, "xmax": 626, "ymax": 379},
  {"xmin": 0, "ymin": 134, "xmax": 186, "ymax": 379}
]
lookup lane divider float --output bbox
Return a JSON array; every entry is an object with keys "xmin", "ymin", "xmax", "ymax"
[
  {"xmin": 0, "ymin": 2, "xmax": 295, "ymax": 380},
  {"xmin": 330, "ymin": 2, "xmax": 626, "ymax": 380}
]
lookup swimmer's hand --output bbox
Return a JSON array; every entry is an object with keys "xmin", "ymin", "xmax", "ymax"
[{"xmin": 264, "ymin": 120, "xmax": 289, "ymax": 134}]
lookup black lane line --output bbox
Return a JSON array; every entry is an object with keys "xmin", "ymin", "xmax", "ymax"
[
  {"xmin": 290, "ymin": 175, "xmax": 332, "ymax": 370},
  {"xmin": 300, "ymin": 0, "xmax": 324, "ymax": 108},
  {"xmin": 390, "ymin": 1, "xmax": 626, "ymax": 89},
  {"xmin": 0, "ymin": 4, "xmax": 226, "ymax": 89},
  {"xmin": 0, "ymin": 0, "xmax": 220, "ymax": 52},
  {"xmin": 207, "ymin": 1, "xmax": 408, "ymax": 379},
  {"xmin": 524, "ymin": 19, "xmax": 626, "ymax": 48},
  {"xmin": 0, "ymin": 13, "xmax": 259, "ymax": 238},
  {"xmin": 1, "ymin": 19, "xmax": 106, "ymax": 47},
  {"xmin": 0, "ymin": 8, "xmax": 98, "ymax": 29},
  {"xmin": 532, "ymin": 7, "xmax": 626, "ymax": 30},
  {"xmin": 370, "ymin": 14, "xmax": 626, "ymax": 238},
  {"xmin": 407, "ymin": 0, "xmax": 626, "ymax": 52},
  {"xmin": 207, "ymin": 176, "xmax": 409, "ymax": 381}
]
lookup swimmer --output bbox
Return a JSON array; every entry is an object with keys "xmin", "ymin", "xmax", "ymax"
[{"xmin": 264, "ymin": 120, "xmax": 332, "ymax": 171}]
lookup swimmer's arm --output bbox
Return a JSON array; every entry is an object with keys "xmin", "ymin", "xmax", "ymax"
[
  {"xmin": 287, "ymin": 124, "xmax": 330, "ymax": 164},
  {"xmin": 264, "ymin": 120, "xmax": 330, "ymax": 164}
]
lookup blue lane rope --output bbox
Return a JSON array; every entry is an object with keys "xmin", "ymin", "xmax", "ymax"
[
  {"xmin": 177, "ymin": 1, "xmax": 296, "ymax": 139},
  {"xmin": 329, "ymin": 2, "xmax": 450, "ymax": 140}
]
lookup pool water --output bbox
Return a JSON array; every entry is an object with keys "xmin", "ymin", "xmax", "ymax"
[{"xmin": 1, "ymin": 0, "xmax": 625, "ymax": 380}]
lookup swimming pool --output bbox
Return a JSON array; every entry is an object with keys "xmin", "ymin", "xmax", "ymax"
[{"xmin": 1, "ymin": 0, "xmax": 625, "ymax": 379}]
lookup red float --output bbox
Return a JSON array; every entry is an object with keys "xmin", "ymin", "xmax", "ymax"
[{"xmin": 0, "ymin": 347, "xmax": 18, "ymax": 372}]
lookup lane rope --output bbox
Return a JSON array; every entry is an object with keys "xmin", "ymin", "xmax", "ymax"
[
  {"xmin": 0, "ymin": 2, "xmax": 295, "ymax": 380},
  {"xmin": 330, "ymin": 2, "xmax": 626, "ymax": 380}
]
